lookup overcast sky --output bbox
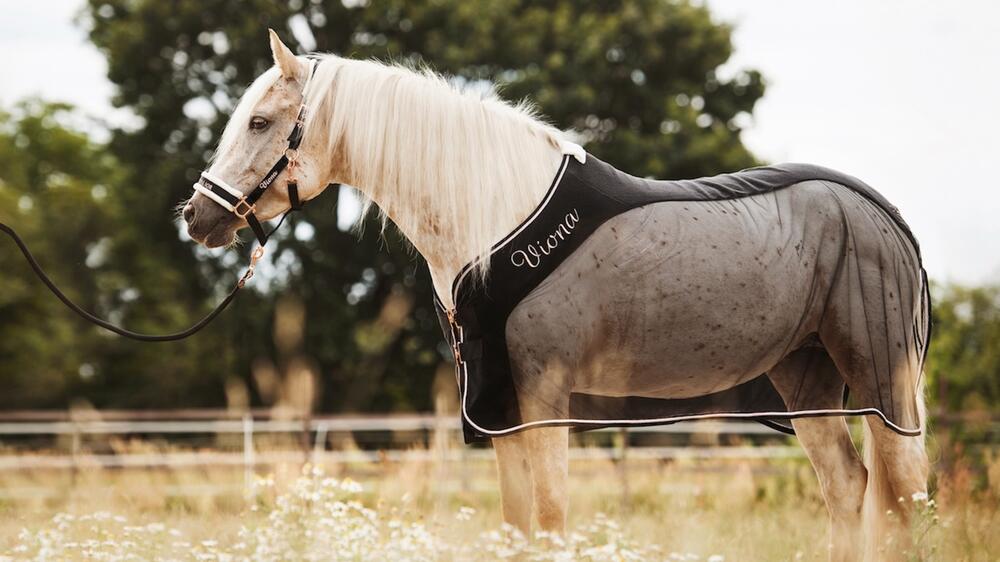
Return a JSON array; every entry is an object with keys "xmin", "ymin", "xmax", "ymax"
[{"xmin": 1, "ymin": 1, "xmax": 997, "ymax": 285}]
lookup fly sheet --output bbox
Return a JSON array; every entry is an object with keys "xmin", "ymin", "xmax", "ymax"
[{"xmin": 435, "ymin": 150, "xmax": 929, "ymax": 443}]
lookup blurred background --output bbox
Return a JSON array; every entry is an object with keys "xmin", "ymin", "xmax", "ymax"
[
  {"xmin": 1, "ymin": 0, "xmax": 996, "ymax": 421},
  {"xmin": 0, "ymin": 1, "xmax": 997, "ymax": 557}
]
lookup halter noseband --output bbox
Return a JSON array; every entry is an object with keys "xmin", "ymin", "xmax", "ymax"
[{"xmin": 193, "ymin": 58, "xmax": 319, "ymax": 246}]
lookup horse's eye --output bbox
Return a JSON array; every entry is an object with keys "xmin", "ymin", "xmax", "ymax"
[{"xmin": 249, "ymin": 116, "xmax": 269, "ymax": 130}]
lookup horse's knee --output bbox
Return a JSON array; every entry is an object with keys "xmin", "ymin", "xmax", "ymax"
[
  {"xmin": 534, "ymin": 491, "xmax": 566, "ymax": 532},
  {"xmin": 532, "ymin": 465, "xmax": 567, "ymax": 532},
  {"xmin": 494, "ymin": 434, "xmax": 533, "ymax": 534},
  {"xmin": 524, "ymin": 427, "xmax": 569, "ymax": 533}
]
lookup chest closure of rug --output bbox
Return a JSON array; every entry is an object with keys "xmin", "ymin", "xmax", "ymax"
[{"xmin": 445, "ymin": 308, "xmax": 482, "ymax": 364}]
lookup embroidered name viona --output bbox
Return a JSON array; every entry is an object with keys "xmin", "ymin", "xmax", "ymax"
[{"xmin": 509, "ymin": 209, "xmax": 580, "ymax": 268}]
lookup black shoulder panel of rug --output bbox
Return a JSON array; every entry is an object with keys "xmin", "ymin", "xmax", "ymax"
[{"xmin": 435, "ymin": 154, "xmax": 923, "ymax": 443}]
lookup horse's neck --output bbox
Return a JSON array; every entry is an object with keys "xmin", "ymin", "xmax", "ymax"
[{"xmin": 349, "ymin": 141, "xmax": 565, "ymax": 310}]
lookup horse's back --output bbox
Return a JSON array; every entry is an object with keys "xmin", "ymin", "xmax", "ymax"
[{"xmin": 591, "ymin": 160, "xmax": 920, "ymax": 259}]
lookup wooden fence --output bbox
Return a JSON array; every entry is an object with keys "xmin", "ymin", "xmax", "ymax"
[{"xmin": 0, "ymin": 410, "xmax": 799, "ymax": 475}]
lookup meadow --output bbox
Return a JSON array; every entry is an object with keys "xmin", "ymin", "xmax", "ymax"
[{"xmin": 0, "ymin": 437, "xmax": 997, "ymax": 561}]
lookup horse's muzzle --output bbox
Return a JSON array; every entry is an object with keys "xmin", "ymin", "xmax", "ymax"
[{"xmin": 184, "ymin": 196, "xmax": 239, "ymax": 248}]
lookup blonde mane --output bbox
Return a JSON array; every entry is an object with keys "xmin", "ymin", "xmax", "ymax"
[{"xmin": 299, "ymin": 55, "xmax": 567, "ymax": 293}]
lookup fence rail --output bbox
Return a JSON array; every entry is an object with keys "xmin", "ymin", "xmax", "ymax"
[
  {"xmin": 0, "ymin": 410, "xmax": 804, "ymax": 473},
  {"xmin": 0, "ymin": 415, "xmax": 784, "ymax": 436}
]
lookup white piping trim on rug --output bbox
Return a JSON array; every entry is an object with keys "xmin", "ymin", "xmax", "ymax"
[{"xmin": 458, "ymin": 362, "xmax": 922, "ymax": 437}]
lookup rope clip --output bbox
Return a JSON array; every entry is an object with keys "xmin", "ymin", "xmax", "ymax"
[{"xmin": 238, "ymin": 246, "xmax": 266, "ymax": 288}]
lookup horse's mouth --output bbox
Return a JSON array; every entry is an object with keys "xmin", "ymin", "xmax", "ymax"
[
  {"xmin": 203, "ymin": 228, "xmax": 238, "ymax": 249},
  {"xmin": 187, "ymin": 216, "xmax": 239, "ymax": 248}
]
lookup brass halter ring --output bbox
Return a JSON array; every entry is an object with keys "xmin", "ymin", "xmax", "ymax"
[{"xmin": 233, "ymin": 199, "xmax": 257, "ymax": 219}]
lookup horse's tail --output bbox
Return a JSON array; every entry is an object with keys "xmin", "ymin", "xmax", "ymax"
[
  {"xmin": 861, "ymin": 268, "xmax": 931, "ymax": 561},
  {"xmin": 861, "ymin": 381, "xmax": 927, "ymax": 560}
]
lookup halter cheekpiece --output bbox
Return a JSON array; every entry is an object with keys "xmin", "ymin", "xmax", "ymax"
[{"xmin": 193, "ymin": 57, "xmax": 320, "ymax": 246}]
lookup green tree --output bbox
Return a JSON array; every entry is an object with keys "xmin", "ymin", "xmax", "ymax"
[
  {"xmin": 26, "ymin": 0, "xmax": 763, "ymax": 413},
  {"xmin": 0, "ymin": 101, "xmax": 120, "ymax": 407},
  {"xmin": 926, "ymin": 283, "xmax": 1000, "ymax": 414}
]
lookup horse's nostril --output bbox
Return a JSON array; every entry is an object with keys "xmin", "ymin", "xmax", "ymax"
[{"xmin": 183, "ymin": 204, "xmax": 196, "ymax": 224}]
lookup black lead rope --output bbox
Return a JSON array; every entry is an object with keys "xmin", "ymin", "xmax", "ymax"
[{"xmin": 0, "ymin": 211, "xmax": 293, "ymax": 342}]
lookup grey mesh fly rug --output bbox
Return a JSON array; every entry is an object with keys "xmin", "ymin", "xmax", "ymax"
[{"xmin": 435, "ymin": 149, "xmax": 929, "ymax": 443}]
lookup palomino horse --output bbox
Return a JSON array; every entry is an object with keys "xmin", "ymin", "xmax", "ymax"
[{"xmin": 183, "ymin": 32, "xmax": 929, "ymax": 561}]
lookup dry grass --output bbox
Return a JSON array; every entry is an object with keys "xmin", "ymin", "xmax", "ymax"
[{"xmin": 0, "ymin": 445, "xmax": 997, "ymax": 561}]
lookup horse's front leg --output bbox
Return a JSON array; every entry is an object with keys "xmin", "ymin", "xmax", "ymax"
[
  {"xmin": 493, "ymin": 431, "xmax": 533, "ymax": 534},
  {"xmin": 524, "ymin": 426, "xmax": 569, "ymax": 533}
]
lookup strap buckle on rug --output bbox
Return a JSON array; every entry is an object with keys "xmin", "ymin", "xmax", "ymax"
[{"xmin": 446, "ymin": 308, "xmax": 464, "ymax": 363}]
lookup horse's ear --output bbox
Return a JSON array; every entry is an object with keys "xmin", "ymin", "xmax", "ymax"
[{"xmin": 268, "ymin": 28, "xmax": 301, "ymax": 79}]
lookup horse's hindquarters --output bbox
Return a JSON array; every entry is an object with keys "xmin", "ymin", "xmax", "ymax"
[{"xmin": 815, "ymin": 186, "xmax": 927, "ymax": 433}]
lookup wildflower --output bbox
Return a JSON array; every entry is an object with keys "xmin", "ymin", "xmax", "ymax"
[{"xmin": 340, "ymin": 478, "xmax": 363, "ymax": 493}]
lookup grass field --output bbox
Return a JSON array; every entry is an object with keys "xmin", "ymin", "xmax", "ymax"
[{"xmin": 0, "ymin": 443, "xmax": 997, "ymax": 561}]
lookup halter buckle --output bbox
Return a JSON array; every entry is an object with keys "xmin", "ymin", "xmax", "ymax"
[{"xmin": 234, "ymin": 198, "xmax": 256, "ymax": 219}]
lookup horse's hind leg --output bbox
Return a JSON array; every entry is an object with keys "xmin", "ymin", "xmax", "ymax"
[
  {"xmin": 768, "ymin": 347, "xmax": 867, "ymax": 562},
  {"xmin": 819, "ymin": 259, "xmax": 929, "ymax": 560}
]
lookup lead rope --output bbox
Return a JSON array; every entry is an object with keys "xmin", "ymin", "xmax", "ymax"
[
  {"xmin": 5, "ymin": 58, "xmax": 322, "ymax": 342},
  {"xmin": 0, "ymin": 210, "xmax": 292, "ymax": 342}
]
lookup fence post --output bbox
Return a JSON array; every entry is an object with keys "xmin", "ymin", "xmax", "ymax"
[
  {"xmin": 71, "ymin": 422, "xmax": 81, "ymax": 485},
  {"xmin": 243, "ymin": 413, "xmax": 254, "ymax": 499},
  {"xmin": 313, "ymin": 421, "xmax": 328, "ymax": 462},
  {"xmin": 614, "ymin": 428, "xmax": 631, "ymax": 512}
]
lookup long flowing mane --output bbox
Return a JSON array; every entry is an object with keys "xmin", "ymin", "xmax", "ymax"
[{"xmin": 300, "ymin": 55, "xmax": 567, "ymax": 284}]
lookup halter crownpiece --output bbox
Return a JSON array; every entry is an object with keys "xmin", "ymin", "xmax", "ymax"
[{"xmin": 193, "ymin": 57, "xmax": 320, "ymax": 245}]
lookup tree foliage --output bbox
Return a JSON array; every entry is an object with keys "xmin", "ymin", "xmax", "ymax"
[
  {"xmin": 0, "ymin": 101, "xmax": 121, "ymax": 407},
  {"xmin": 927, "ymin": 284, "xmax": 1000, "ymax": 414}
]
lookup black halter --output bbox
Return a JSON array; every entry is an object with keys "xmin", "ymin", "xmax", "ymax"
[{"xmin": 193, "ymin": 58, "xmax": 319, "ymax": 245}]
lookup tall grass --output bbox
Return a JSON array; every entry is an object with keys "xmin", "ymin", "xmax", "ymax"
[{"xmin": 0, "ymin": 446, "xmax": 997, "ymax": 561}]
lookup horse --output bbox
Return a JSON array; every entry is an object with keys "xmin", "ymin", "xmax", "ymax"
[{"xmin": 183, "ymin": 31, "xmax": 929, "ymax": 562}]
